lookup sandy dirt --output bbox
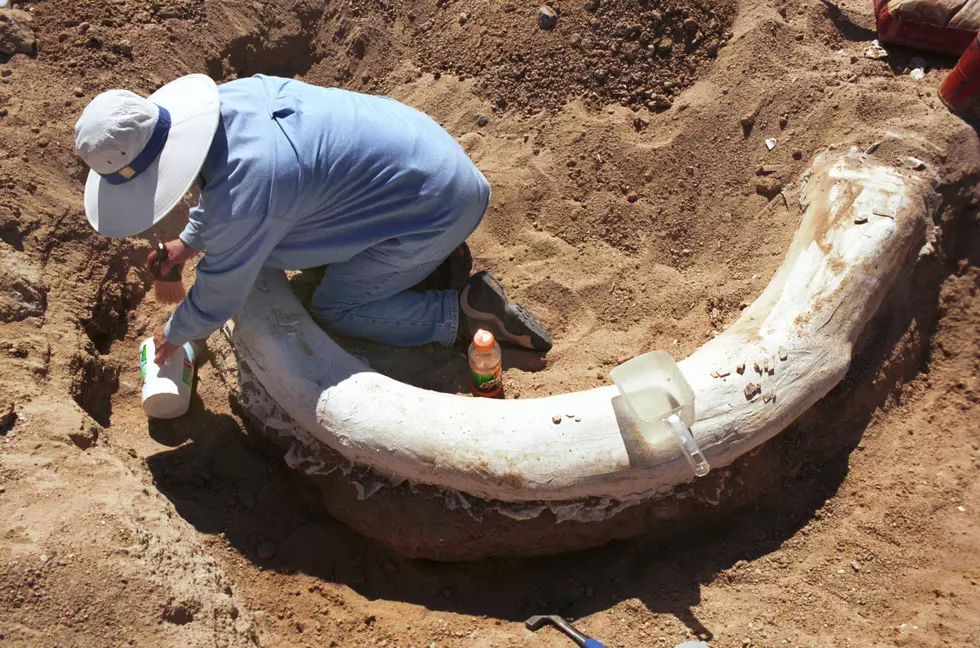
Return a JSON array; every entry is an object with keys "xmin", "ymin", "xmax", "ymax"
[{"xmin": 1, "ymin": 0, "xmax": 979, "ymax": 645}]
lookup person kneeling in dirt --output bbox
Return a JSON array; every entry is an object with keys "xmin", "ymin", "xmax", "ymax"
[{"xmin": 72, "ymin": 74, "xmax": 552, "ymax": 365}]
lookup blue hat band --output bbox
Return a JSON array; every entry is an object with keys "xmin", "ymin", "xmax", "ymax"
[{"xmin": 99, "ymin": 105, "xmax": 172, "ymax": 186}]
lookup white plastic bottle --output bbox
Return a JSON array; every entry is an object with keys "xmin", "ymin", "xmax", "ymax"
[{"xmin": 138, "ymin": 337, "xmax": 197, "ymax": 418}]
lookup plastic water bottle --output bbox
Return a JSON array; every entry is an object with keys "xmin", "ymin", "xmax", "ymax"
[
  {"xmin": 138, "ymin": 337, "xmax": 197, "ymax": 418},
  {"xmin": 468, "ymin": 329, "xmax": 502, "ymax": 398}
]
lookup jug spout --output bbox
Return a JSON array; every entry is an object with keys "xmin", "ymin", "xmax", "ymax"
[{"xmin": 610, "ymin": 351, "xmax": 710, "ymax": 478}]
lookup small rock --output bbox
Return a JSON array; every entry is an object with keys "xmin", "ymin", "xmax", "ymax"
[
  {"xmin": 626, "ymin": 191, "xmax": 638, "ymax": 203},
  {"xmin": 570, "ymin": 33, "xmax": 582, "ymax": 47},
  {"xmin": 740, "ymin": 113, "xmax": 755, "ymax": 129},
  {"xmin": 865, "ymin": 39, "xmax": 888, "ymax": 60},
  {"xmin": 0, "ymin": 402, "xmax": 15, "ymax": 434},
  {"xmin": 851, "ymin": 560, "xmax": 862, "ymax": 572},
  {"xmin": 656, "ymin": 37, "xmax": 673, "ymax": 54},
  {"xmin": 778, "ymin": 346, "xmax": 788, "ymax": 361},
  {"xmin": 538, "ymin": 6, "xmax": 558, "ymax": 29},
  {"xmin": 552, "ymin": 415, "xmax": 562, "ymax": 424},
  {"xmin": 256, "ymin": 541, "xmax": 277, "ymax": 560},
  {"xmin": 78, "ymin": 21, "xmax": 91, "ymax": 33},
  {"xmin": 901, "ymin": 156, "xmax": 926, "ymax": 170},
  {"xmin": 476, "ymin": 114, "xmax": 489, "ymax": 127},
  {"xmin": 683, "ymin": 18, "xmax": 698, "ymax": 34},
  {"xmin": 755, "ymin": 178, "xmax": 784, "ymax": 200},
  {"xmin": 744, "ymin": 383, "xmax": 761, "ymax": 400},
  {"xmin": 0, "ymin": 9, "xmax": 36, "ymax": 56},
  {"xmin": 72, "ymin": 87, "xmax": 84, "ymax": 97},
  {"xmin": 765, "ymin": 137, "xmax": 777, "ymax": 151},
  {"xmin": 585, "ymin": 0, "xmax": 600, "ymax": 12},
  {"xmin": 779, "ymin": 115, "xmax": 788, "ymax": 129},
  {"xmin": 113, "ymin": 39, "xmax": 133, "ymax": 57},
  {"xmin": 459, "ymin": 12, "xmax": 469, "ymax": 25},
  {"xmin": 792, "ymin": 149, "xmax": 803, "ymax": 160},
  {"xmin": 736, "ymin": 362, "xmax": 745, "ymax": 374},
  {"xmin": 909, "ymin": 67, "xmax": 925, "ymax": 80}
]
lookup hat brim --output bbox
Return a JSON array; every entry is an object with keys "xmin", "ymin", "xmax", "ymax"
[{"xmin": 83, "ymin": 74, "xmax": 221, "ymax": 238}]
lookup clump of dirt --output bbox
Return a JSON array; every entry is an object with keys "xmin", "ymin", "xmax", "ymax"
[{"xmin": 416, "ymin": 0, "xmax": 736, "ymax": 112}]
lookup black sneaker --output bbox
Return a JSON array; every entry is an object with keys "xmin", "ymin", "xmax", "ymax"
[
  {"xmin": 459, "ymin": 271, "xmax": 553, "ymax": 352},
  {"xmin": 410, "ymin": 243, "xmax": 473, "ymax": 292}
]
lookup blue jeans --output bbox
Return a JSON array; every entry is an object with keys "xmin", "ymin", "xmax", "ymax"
[{"xmin": 310, "ymin": 197, "xmax": 486, "ymax": 347}]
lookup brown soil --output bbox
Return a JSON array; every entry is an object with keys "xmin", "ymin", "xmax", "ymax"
[{"xmin": 1, "ymin": 0, "xmax": 979, "ymax": 645}]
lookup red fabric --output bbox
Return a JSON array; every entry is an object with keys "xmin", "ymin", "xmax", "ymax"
[
  {"xmin": 875, "ymin": 0, "xmax": 978, "ymax": 56},
  {"xmin": 940, "ymin": 36, "xmax": 980, "ymax": 114}
]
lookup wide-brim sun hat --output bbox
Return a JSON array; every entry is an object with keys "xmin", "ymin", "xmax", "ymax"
[{"xmin": 75, "ymin": 74, "xmax": 221, "ymax": 238}]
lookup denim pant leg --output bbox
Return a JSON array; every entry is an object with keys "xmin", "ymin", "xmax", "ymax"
[{"xmin": 310, "ymin": 251, "xmax": 459, "ymax": 347}]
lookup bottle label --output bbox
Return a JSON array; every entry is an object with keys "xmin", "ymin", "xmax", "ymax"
[
  {"xmin": 182, "ymin": 358, "xmax": 194, "ymax": 387},
  {"xmin": 470, "ymin": 366, "xmax": 502, "ymax": 395},
  {"xmin": 139, "ymin": 343, "xmax": 148, "ymax": 381}
]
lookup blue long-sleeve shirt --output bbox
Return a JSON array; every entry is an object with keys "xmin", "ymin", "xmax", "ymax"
[{"xmin": 164, "ymin": 75, "xmax": 490, "ymax": 345}]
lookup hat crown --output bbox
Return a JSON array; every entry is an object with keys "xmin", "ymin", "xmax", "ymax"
[{"xmin": 74, "ymin": 90, "xmax": 160, "ymax": 175}]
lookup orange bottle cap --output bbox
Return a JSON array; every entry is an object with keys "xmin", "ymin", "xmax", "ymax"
[{"xmin": 473, "ymin": 329, "xmax": 496, "ymax": 350}]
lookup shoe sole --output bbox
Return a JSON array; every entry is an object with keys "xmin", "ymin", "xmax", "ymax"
[{"xmin": 459, "ymin": 279, "xmax": 552, "ymax": 351}]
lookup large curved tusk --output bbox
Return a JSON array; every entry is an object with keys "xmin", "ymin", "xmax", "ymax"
[{"xmin": 230, "ymin": 148, "xmax": 937, "ymax": 504}]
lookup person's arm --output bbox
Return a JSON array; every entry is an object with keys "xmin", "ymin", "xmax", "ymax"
[
  {"xmin": 178, "ymin": 200, "xmax": 207, "ymax": 251},
  {"xmin": 162, "ymin": 215, "xmax": 288, "ymax": 348}
]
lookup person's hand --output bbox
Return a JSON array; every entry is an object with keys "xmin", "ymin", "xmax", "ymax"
[
  {"xmin": 146, "ymin": 238, "xmax": 200, "ymax": 278},
  {"xmin": 153, "ymin": 324, "xmax": 179, "ymax": 366}
]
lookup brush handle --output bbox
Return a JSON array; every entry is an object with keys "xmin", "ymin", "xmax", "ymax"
[
  {"xmin": 151, "ymin": 241, "xmax": 182, "ymax": 282},
  {"xmin": 583, "ymin": 639, "xmax": 608, "ymax": 648}
]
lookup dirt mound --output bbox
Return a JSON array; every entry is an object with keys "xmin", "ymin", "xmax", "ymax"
[{"xmin": 415, "ymin": 0, "xmax": 735, "ymax": 112}]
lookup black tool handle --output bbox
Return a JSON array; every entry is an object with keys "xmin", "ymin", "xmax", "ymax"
[{"xmin": 151, "ymin": 241, "xmax": 182, "ymax": 282}]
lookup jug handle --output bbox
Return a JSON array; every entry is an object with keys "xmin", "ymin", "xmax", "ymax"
[{"xmin": 665, "ymin": 413, "xmax": 710, "ymax": 477}]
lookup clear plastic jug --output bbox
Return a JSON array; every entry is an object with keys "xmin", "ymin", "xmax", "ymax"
[{"xmin": 610, "ymin": 350, "xmax": 710, "ymax": 477}]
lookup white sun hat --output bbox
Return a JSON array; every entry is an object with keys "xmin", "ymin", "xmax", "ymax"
[{"xmin": 74, "ymin": 74, "xmax": 221, "ymax": 238}]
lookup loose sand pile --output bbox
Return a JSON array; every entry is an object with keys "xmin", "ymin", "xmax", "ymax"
[{"xmin": 1, "ymin": 0, "xmax": 978, "ymax": 645}]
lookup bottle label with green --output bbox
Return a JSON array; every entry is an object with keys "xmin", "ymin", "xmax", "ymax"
[
  {"xmin": 139, "ymin": 343, "xmax": 148, "ymax": 380},
  {"xmin": 470, "ymin": 366, "xmax": 502, "ymax": 394},
  {"xmin": 182, "ymin": 358, "xmax": 194, "ymax": 386}
]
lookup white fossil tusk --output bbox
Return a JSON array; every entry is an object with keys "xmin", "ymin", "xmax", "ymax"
[{"xmin": 229, "ymin": 148, "xmax": 936, "ymax": 504}]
